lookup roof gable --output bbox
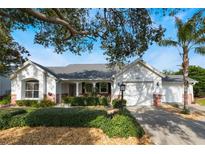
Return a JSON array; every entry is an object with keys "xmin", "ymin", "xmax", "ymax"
[
  {"xmin": 10, "ymin": 60, "xmax": 57, "ymax": 80},
  {"xmin": 114, "ymin": 59, "xmax": 165, "ymax": 78}
]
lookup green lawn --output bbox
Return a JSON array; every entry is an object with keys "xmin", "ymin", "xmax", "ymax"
[
  {"xmin": 0, "ymin": 107, "xmax": 144, "ymax": 138},
  {"xmin": 196, "ymin": 98, "xmax": 205, "ymax": 106}
]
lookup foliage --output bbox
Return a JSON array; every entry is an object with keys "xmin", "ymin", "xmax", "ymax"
[
  {"xmin": 0, "ymin": 8, "xmax": 183, "ymax": 74},
  {"xmin": 16, "ymin": 100, "xmax": 38, "ymax": 107},
  {"xmin": 63, "ymin": 96, "xmax": 108, "ymax": 106},
  {"xmin": 0, "ymin": 108, "xmax": 27, "ymax": 129},
  {"xmin": 38, "ymin": 99, "xmax": 55, "ymax": 107},
  {"xmin": 99, "ymin": 96, "xmax": 109, "ymax": 106},
  {"xmin": 0, "ymin": 107, "xmax": 144, "ymax": 138},
  {"xmin": 0, "ymin": 95, "xmax": 11, "ymax": 105},
  {"xmin": 25, "ymin": 108, "xmax": 107, "ymax": 127},
  {"xmin": 112, "ymin": 99, "xmax": 127, "ymax": 108},
  {"xmin": 174, "ymin": 66, "xmax": 205, "ymax": 97},
  {"xmin": 16, "ymin": 99, "xmax": 55, "ymax": 108}
]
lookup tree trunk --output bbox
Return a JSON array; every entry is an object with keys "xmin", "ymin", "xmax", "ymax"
[{"xmin": 182, "ymin": 47, "xmax": 189, "ymax": 110}]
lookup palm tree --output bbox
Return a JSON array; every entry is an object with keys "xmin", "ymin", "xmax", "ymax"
[{"xmin": 159, "ymin": 10, "xmax": 205, "ymax": 111}]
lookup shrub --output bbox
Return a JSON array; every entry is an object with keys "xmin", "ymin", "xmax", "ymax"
[
  {"xmin": 39, "ymin": 99, "xmax": 55, "ymax": 107},
  {"xmin": 86, "ymin": 97, "xmax": 99, "ymax": 106},
  {"xmin": 0, "ymin": 108, "xmax": 27, "ymax": 129},
  {"xmin": 63, "ymin": 96, "xmax": 109, "ymax": 106},
  {"xmin": 181, "ymin": 108, "xmax": 191, "ymax": 114},
  {"xmin": 0, "ymin": 107, "xmax": 144, "ymax": 138},
  {"xmin": 0, "ymin": 95, "xmax": 11, "ymax": 105},
  {"xmin": 8, "ymin": 114, "xmax": 27, "ymax": 128},
  {"xmin": 112, "ymin": 99, "xmax": 126, "ymax": 108},
  {"xmin": 25, "ymin": 108, "xmax": 107, "ymax": 127},
  {"xmin": 16, "ymin": 99, "xmax": 55, "ymax": 108},
  {"xmin": 99, "ymin": 97, "xmax": 109, "ymax": 106},
  {"xmin": 16, "ymin": 100, "xmax": 38, "ymax": 107}
]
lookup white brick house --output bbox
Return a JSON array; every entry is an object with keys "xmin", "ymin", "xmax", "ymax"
[{"xmin": 10, "ymin": 59, "xmax": 197, "ymax": 106}]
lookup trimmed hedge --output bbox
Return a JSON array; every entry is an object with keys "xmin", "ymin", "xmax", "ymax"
[
  {"xmin": 25, "ymin": 108, "xmax": 107, "ymax": 127},
  {"xmin": 63, "ymin": 96, "xmax": 109, "ymax": 106},
  {"xmin": 16, "ymin": 99, "xmax": 55, "ymax": 108},
  {"xmin": 0, "ymin": 108, "xmax": 27, "ymax": 129},
  {"xmin": 0, "ymin": 107, "xmax": 144, "ymax": 138},
  {"xmin": 112, "ymin": 99, "xmax": 127, "ymax": 108}
]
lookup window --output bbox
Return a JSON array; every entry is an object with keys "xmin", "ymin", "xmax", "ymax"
[
  {"xmin": 99, "ymin": 82, "xmax": 108, "ymax": 93},
  {"xmin": 25, "ymin": 80, "xmax": 39, "ymax": 98},
  {"xmin": 85, "ymin": 83, "xmax": 93, "ymax": 93}
]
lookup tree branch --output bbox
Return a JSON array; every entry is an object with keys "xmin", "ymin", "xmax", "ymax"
[{"xmin": 21, "ymin": 8, "xmax": 88, "ymax": 36}]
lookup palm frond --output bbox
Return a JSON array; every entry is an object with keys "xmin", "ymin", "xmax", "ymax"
[
  {"xmin": 195, "ymin": 46, "xmax": 205, "ymax": 55},
  {"xmin": 175, "ymin": 17, "xmax": 183, "ymax": 30},
  {"xmin": 195, "ymin": 37, "xmax": 205, "ymax": 45},
  {"xmin": 158, "ymin": 39, "xmax": 178, "ymax": 47}
]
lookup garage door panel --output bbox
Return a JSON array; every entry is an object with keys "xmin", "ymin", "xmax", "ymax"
[{"xmin": 124, "ymin": 82, "xmax": 154, "ymax": 106}]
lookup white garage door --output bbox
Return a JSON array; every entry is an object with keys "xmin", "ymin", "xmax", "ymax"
[{"xmin": 124, "ymin": 82, "xmax": 154, "ymax": 106}]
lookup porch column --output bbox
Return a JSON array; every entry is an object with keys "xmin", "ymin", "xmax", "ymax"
[
  {"xmin": 76, "ymin": 82, "xmax": 79, "ymax": 96},
  {"xmin": 93, "ymin": 82, "xmax": 96, "ymax": 93}
]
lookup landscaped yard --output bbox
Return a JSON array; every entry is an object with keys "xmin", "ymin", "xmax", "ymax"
[
  {"xmin": 195, "ymin": 98, "xmax": 205, "ymax": 106},
  {"xmin": 0, "ymin": 107, "xmax": 149, "ymax": 145}
]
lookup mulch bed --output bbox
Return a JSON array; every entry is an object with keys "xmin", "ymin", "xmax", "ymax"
[
  {"xmin": 159, "ymin": 104, "xmax": 205, "ymax": 121},
  {"xmin": 0, "ymin": 127, "xmax": 152, "ymax": 145}
]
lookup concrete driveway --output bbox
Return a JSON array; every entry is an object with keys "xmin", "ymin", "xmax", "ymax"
[{"xmin": 127, "ymin": 106, "xmax": 205, "ymax": 145}]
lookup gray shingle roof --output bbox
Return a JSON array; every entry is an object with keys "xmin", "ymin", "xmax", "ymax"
[
  {"xmin": 31, "ymin": 61, "xmax": 197, "ymax": 83},
  {"xmin": 162, "ymin": 75, "xmax": 197, "ymax": 83},
  {"xmin": 47, "ymin": 64, "xmax": 117, "ymax": 80}
]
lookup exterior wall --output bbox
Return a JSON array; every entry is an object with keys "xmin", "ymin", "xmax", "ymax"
[
  {"xmin": 11, "ymin": 64, "xmax": 56, "ymax": 103},
  {"xmin": 162, "ymin": 82, "xmax": 194, "ymax": 104},
  {"xmin": 112, "ymin": 63, "xmax": 162, "ymax": 106},
  {"xmin": 0, "ymin": 76, "xmax": 11, "ymax": 96}
]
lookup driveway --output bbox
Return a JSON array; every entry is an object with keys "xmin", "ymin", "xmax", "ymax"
[{"xmin": 127, "ymin": 106, "xmax": 205, "ymax": 145}]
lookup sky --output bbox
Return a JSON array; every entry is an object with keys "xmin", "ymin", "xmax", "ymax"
[{"xmin": 12, "ymin": 8, "xmax": 205, "ymax": 72}]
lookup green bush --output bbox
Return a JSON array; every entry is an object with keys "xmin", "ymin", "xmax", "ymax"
[
  {"xmin": 0, "ymin": 108, "xmax": 27, "ymax": 129},
  {"xmin": 0, "ymin": 95, "xmax": 11, "ymax": 105},
  {"xmin": 63, "ymin": 96, "xmax": 109, "ymax": 106},
  {"xmin": 112, "ymin": 99, "xmax": 126, "ymax": 108},
  {"xmin": 25, "ymin": 108, "xmax": 107, "ymax": 127},
  {"xmin": 181, "ymin": 108, "xmax": 191, "ymax": 114},
  {"xmin": 0, "ymin": 107, "xmax": 144, "ymax": 138},
  {"xmin": 99, "ymin": 97, "xmax": 109, "ymax": 106},
  {"xmin": 8, "ymin": 114, "xmax": 27, "ymax": 128},
  {"xmin": 16, "ymin": 99, "xmax": 55, "ymax": 108},
  {"xmin": 39, "ymin": 99, "xmax": 55, "ymax": 107},
  {"xmin": 16, "ymin": 100, "xmax": 38, "ymax": 107}
]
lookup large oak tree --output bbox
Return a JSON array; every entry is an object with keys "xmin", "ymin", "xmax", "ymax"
[{"xmin": 0, "ymin": 8, "xmax": 182, "ymax": 75}]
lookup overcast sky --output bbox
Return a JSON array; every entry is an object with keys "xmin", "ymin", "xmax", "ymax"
[{"xmin": 12, "ymin": 8, "xmax": 205, "ymax": 71}]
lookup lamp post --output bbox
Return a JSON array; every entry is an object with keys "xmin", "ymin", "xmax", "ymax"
[{"xmin": 120, "ymin": 82, "xmax": 126, "ymax": 101}]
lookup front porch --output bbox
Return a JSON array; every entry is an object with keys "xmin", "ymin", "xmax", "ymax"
[{"xmin": 57, "ymin": 81, "xmax": 112, "ymax": 103}]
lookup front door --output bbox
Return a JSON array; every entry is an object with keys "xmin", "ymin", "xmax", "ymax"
[{"xmin": 69, "ymin": 84, "xmax": 76, "ymax": 96}]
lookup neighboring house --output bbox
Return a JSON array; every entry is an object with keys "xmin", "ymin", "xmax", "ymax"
[
  {"xmin": 10, "ymin": 59, "xmax": 197, "ymax": 106},
  {"xmin": 0, "ymin": 75, "xmax": 11, "ymax": 96}
]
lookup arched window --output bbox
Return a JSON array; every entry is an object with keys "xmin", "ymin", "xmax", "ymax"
[{"xmin": 25, "ymin": 80, "xmax": 39, "ymax": 98}]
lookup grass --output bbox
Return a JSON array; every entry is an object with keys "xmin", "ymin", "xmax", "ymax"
[
  {"xmin": 0, "ymin": 107, "xmax": 144, "ymax": 138},
  {"xmin": 195, "ymin": 98, "xmax": 205, "ymax": 106}
]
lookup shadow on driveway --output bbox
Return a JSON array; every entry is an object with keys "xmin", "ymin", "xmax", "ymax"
[{"xmin": 128, "ymin": 106, "xmax": 205, "ymax": 145}]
